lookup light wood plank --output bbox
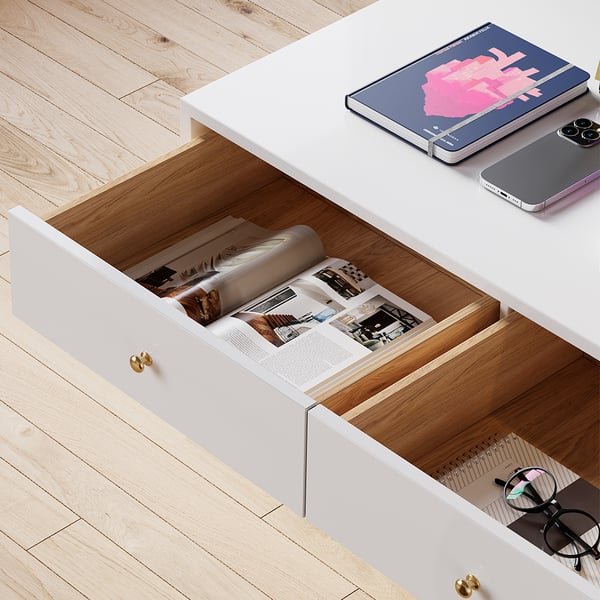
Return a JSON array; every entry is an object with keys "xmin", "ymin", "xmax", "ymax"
[
  {"xmin": 265, "ymin": 505, "xmax": 416, "ymax": 600},
  {"xmin": 345, "ymin": 591, "xmax": 376, "ymax": 600},
  {"xmin": 122, "ymin": 80, "xmax": 181, "ymax": 134},
  {"xmin": 104, "ymin": 0, "xmax": 267, "ymax": 73},
  {"xmin": 0, "ymin": 28, "xmax": 179, "ymax": 161},
  {"xmin": 0, "ymin": 458, "xmax": 77, "ymax": 550},
  {"xmin": 0, "ymin": 333, "xmax": 356, "ymax": 600},
  {"xmin": 0, "ymin": 401, "xmax": 269, "ymax": 599},
  {"xmin": 0, "ymin": 120, "xmax": 101, "ymax": 205},
  {"xmin": 0, "ymin": 72, "xmax": 143, "ymax": 182},
  {"xmin": 0, "ymin": 530, "xmax": 84, "ymax": 600},
  {"xmin": 0, "ymin": 218, "xmax": 8, "ymax": 256},
  {"xmin": 315, "ymin": 0, "xmax": 374, "ymax": 17},
  {"xmin": 0, "ymin": 279, "xmax": 279, "ymax": 517},
  {"xmin": 252, "ymin": 0, "xmax": 339, "ymax": 32},
  {"xmin": 30, "ymin": 520, "xmax": 188, "ymax": 600},
  {"xmin": 0, "ymin": 169, "xmax": 56, "ymax": 219},
  {"xmin": 346, "ymin": 313, "xmax": 582, "ymax": 461},
  {"xmin": 30, "ymin": 0, "xmax": 226, "ymax": 94},
  {"xmin": 178, "ymin": 0, "xmax": 305, "ymax": 52},
  {"xmin": 0, "ymin": 252, "xmax": 9, "ymax": 281},
  {"xmin": 0, "ymin": 0, "xmax": 155, "ymax": 98}
]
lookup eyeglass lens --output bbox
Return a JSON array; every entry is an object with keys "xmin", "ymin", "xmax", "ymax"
[
  {"xmin": 503, "ymin": 467, "xmax": 556, "ymax": 511},
  {"xmin": 545, "ymin": 510, "xmax": 600, "ymax": 558}
]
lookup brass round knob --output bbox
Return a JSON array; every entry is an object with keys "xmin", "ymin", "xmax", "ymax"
[
  {"xmin": 129, "ymin": 351, "xmax": 153, "ymax": 373},
  {"xmin": 455, "ymin": 574, "xmax": 480, "ymax": 598}
]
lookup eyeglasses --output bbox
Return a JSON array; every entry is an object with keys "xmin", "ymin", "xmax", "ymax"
[{"xmin": 495, "ymin": 466, "xmax": 600, "ymax": 572}]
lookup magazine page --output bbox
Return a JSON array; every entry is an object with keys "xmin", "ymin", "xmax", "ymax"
[
  {"xmin": 207, "ymin": 258, "xmax": 435, "ymax": 392},
  {"xmin": 126, "ymin": 217, "xmax": 325, "ymax": 325}
]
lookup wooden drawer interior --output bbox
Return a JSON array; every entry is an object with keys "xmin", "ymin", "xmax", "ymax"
[
  {"xmin": 323, "ymin": 311, "xmax": 599, "ymax": 487},
  {"xmin": 44, "ymin": 131, "xmax": 500, "ymax": 406}
]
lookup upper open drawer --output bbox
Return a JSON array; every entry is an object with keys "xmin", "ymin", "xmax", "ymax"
[{"xmin": 10, "ymin": 131, "xmax": 497, "ymax": 513}]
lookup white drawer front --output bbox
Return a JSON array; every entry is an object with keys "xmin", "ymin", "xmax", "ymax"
[
  {"xmin": 306, "ymin": 406, "xmax": 596, "ymax": 600},
  {"xmin": 10, "ymin": 207, "xmax": 312, "ymax": 513}
]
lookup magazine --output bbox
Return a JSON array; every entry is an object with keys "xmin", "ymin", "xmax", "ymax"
[{"xmin": 126, "ymin": 216, "xmax": 435, "ymax": 392}]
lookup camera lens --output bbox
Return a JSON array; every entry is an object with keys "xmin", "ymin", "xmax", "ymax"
[
  {"xmin": 581, "ymin": 129, "xmax": 600, "ymax": 141},
  {"xmin": 560, "ymin": 125, "xmax": 578, "ymax": 137},
  {"xmin": 574, "ymin": 118, "xmax": 593, "ymax": 129}
]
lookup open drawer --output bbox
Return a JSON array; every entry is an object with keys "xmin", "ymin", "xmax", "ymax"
[
  {"xmin": 9, "ymin": 131, "xmax": 498, "ymax": 514},
  {"xmin": 306, "ymin": 311, "xmax": 599, "ymax": 599}
]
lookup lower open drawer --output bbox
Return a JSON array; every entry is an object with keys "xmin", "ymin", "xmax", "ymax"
[{"xmin": 306, "ymin": 311, "xmax": 599, "ymax": 599}]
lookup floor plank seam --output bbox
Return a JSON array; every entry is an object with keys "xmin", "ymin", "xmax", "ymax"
[
  {"xmin": 173, "ymin": 0, "xmax": 288, "ymax": 54},
  {"xmin": 0, "ymin": 31, "xmax": 167, "ymax": 165},
  {"xmin": 0, "ymin": 527, "xmax": 89, "ymax": 599},
  {"xmin": 260, "ymin": 514, "xmax": 361, "ymax": 592},
  {"xmin": 259, "ymin": 503, "xmax": 284, "ymax": 519},
  {"xmin": 25, "ymin": 518, "xmax": 82, "ymax": 553},
  {"xmin": 118, "ymin": 78, "xmax": 163, "ymax": 102},
  {"xmin": 0, "ymin": 165, "xmax": 60, "ymax": 210},
  {"xmin": 0, "ymin": 398, "xmax": 273, "ymax": 600},
  {"xmin": 99, "ymin": 0, "xmax": 239, "ymax": 77},
  {"xmin": 0, "ymin": 114, "xmax": 107, "ymax": 189},
  {"xmin": 119, "ymin": 81, "xmax": 182, "ymax": 135}
]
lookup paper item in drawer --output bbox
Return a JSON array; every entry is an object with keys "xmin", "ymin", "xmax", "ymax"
[{"xmin": 438, "ymin": 433, "xmax": 600, "ymax": 587}]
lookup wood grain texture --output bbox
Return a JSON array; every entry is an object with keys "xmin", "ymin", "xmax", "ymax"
[
  {"xmin": 29, "ymin": 520, "xmax": 189, "ymax": 600},
  {"xmin": 316, "ymin": 0, "xmax": 375, "ymax": 16},
  {"xmin": 121, "ymin": 80, "xmax": 182, "ymax": 134},
  {"xmin": 30, "ymin": 0, "xmax": 226, "ymax": 94},
  {"xmin": 414, "ymin": 356, "xmax": 600, "ymax": 486},
  {"xmin": 0, "ymin": 170, "xmax": 56, "ymax": 220},
  {"xmin": 104, "ymin": 0, "xmax": 267, "ymax": 72},
  {"xmin": 47, "ymin": 135, "xmax": 281, "ymax": 268},
  {"xmin": 0, "ymin": 28, "xmax": 179, "ymax": 161},
  {"xmin": 316, "ymin": 297, "xmax": 500, "ymax": 412},
  {"xmin": 0, "ymin": 72, "xmax": 143, "ymax": 182},
  {"xmin": 346, "ymin": 312, "xmax": 583, "ymax": 461},
  {"xmin": 0, "ymin": 119, "xmax": 101, "ymax": 205},
  {"xmin": 0, "ymin": 403, "xmax": 268, "ymax": 600},
  {"xmin": 252, "ymin": 0, "xmax": 339, "ymax": 32},
  {"xmin": 0, "ymin": 218, "xmax": 8, "ymax": 256},
  {"xmin": 0, "ymin": 0, "xmax": 155, "ymax": 98},
  {"xmin": 0, "ymin": 529, "xmax": 84, "ymax": 600},
  {"xmin": 265, "ymin": 505, "xmax": 417, "ymax": 600},
  {"xmin": 0, "ymin": 458, "xmax": 77, "ymax": 550},
  {"xmin": 0, "ymin": 334, "xmax": 356, "ymax": 600},
  {"xmin": 178, "ymin": 0, "xmax": 306, "ymax": 52},
  {"xmin": 0, "ymin": 279, "xmax": 279, "ymax": 517}
]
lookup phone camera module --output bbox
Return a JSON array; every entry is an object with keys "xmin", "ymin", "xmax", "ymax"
[
  {"xmin": 581, "ymin": 129, "xmax": 600, "ymax": 141},
  {"xmin": 560, "ymin": 125, "xmax": 579, "ymax": 137},
  {"xmin": 558, "ymin": 118, "xmax": 600, "ymax": 147}
]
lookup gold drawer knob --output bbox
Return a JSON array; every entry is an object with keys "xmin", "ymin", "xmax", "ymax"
[
  {"xmin": 129, "ymin": 351, "xmax": 153, "ymax": 373},
  {"xmin": 455, "ymin": 574, "xmax": 480, "ymax": 598}
]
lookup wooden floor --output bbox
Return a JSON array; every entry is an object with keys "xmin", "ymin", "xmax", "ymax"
[{"xmin": 0, "ymin": 1, "xmax": 417, "ymax": 598}]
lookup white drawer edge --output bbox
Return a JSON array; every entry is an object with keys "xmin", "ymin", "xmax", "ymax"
[
  {"xmin": 306, "ymin": 405, "xmax": 596, "ymax": 599},
  {"xmin": 9, "ymin": 206, "xmax": 314, "ymax": 411},
  {"xmin": 9, "ymin": 206, "xmax": 317, "ymax": 514}
]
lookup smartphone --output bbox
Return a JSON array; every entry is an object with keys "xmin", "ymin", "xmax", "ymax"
[{"xmin": 480, "ymin": 117, "xmax": 600, "ymax": 211}]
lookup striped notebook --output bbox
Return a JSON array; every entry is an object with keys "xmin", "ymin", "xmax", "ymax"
[{"xmin": 437, "ymin": 433, "xmax": 599, "ymax": 587}]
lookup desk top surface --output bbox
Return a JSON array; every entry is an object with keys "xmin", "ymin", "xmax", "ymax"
[{"xmin": 182, "ymin": 0, "xmax": 600, "ymax": 358}]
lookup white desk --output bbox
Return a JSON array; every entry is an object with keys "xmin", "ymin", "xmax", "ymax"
[{"xmin": 182, "ymin": 0, "xmax": 600, "ymax": 359}]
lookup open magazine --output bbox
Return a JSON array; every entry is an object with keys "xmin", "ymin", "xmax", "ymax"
[{"xmin": 126, "ymin": 217, "xmax": 435, "ymax": 392}]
